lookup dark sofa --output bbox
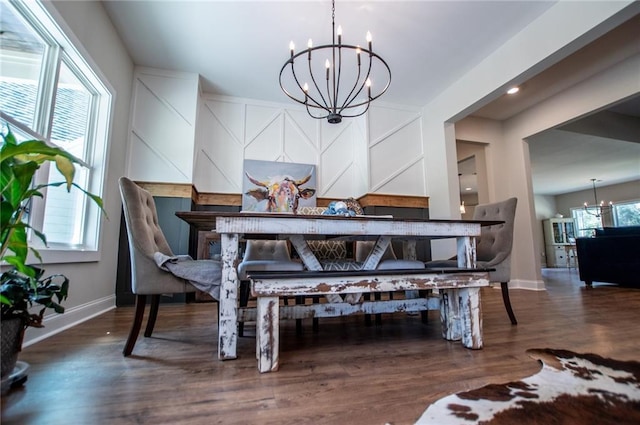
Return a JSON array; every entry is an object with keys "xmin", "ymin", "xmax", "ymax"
[{"xmin": 576, "ymin": 226, "xmax": 640, "ymax": 287}]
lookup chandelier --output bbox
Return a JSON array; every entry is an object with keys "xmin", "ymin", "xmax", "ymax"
[
  {"xmin": 279, "ymin": 0, "xmax": 391, "ymax": 124},
  {"xmin": 583, "ymin": 178, "xmax": 612, "ymax": 218}
]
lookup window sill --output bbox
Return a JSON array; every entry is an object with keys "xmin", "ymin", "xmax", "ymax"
[{"xmin": 27, "ymin": 246, "xmax": 101, "ymax": 264}]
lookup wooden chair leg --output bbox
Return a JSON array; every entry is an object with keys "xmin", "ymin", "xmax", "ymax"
[
  {"xmin": 144, "ymin": 294, "xmax": 160, "ymax": 337},
  {"xmin": 123, "ymin": 294, "xmax": 146, "ymax": 356},
  {"xmin": 296, "ymin": 296, "xmax": 304, "ymax": 335},
  {"xmin": 501, "ymin": 282, "xmax": 517, "ymax": 325},
  {"xmin": 419, "ymin": 290, "xmax": 429, "ymax": 323},
  {"xmin": 364, "ymin": 293, "xmax": 372, "ymax": 326},
  {"xmin": 312, "ymin": 296, "xmax": 319, "ymax": 332},
  {"xmin": 374, "ymin": 292, "xmax": 382, "ymax": 325},
  {"xmin": 238, "ymin": 281, "xmax": 250, "ymax": 337}
]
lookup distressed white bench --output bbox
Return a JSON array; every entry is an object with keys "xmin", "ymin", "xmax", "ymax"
[{"xmin": 249, "ymin": 268, "xmax": 492, "ymax": 373}]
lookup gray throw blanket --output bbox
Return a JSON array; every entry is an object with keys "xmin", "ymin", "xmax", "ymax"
[{"xmin": 153, "ymin": 252, "xmax": 222, "ymax": 301}]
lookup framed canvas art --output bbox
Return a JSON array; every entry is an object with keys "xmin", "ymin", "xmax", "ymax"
[{"xmin": 242, "ymin": 160, "xmax": 317, "ymax": 213}]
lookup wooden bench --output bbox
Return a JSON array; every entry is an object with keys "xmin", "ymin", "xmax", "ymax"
[{"xmin": 248, "ymin": 268, "xmax": 492, "ymax": 372}]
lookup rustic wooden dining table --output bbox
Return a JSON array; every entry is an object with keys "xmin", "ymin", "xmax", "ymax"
[{"xmin": 176, "ymin": 211, "xmax": 499, "ymax": 363}]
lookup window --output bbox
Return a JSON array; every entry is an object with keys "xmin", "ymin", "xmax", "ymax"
[
  {"xmin": 572, "ymin": 200, "xmax": 640, "ymax": 237},
  {"xmin": 571, "ymin": 207, "xmax": 605, "ymax": 238},
  {"xmin": 1, "ymin": 0, "xmax": 111, "ymax": 261},
  {"xmin": 612, "ymin": 200, "xmax": 640, "ymax": 227}
]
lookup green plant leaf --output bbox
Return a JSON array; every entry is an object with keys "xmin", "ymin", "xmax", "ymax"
[
  {"xmin": 1, "ymin": 139, "xmax": 82, "ymax": 165},
  {"xmin": 54, "ymin": 155, "xmax": 76, "ymax": 190}
]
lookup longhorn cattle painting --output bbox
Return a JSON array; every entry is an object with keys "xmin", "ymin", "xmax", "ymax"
[{"xmin": 242, "ymin": 160, "xmax": 317, "ymax": 213}]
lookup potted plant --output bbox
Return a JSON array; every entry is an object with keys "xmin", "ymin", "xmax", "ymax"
[{"xmin": 1, "ymin": 127, "xmax": 104, "ymax": 378}]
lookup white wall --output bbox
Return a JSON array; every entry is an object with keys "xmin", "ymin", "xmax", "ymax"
[
  {"xmin": 24, "ymin": 1, "xmax": 134, "ymax": 345},
  {"xmin": 421, "ymin": 1, "xmax": 637, "ymax": 288}
]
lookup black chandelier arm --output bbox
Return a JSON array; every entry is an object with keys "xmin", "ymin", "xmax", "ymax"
[
  {"xmin": 279, "ymin": 53, "xmax": 328, "ymax": 110},
  {"xmin": 288, "ymin": 60, "xmax": 306, "ymax": 97},
  {"xmin": 334, "ymin": 43, "xmax": 347, "ymax": 114},
  {"xmin": 338, "ymin": 51, "xmax": 363, "ymax": 112},
  {"xmin": 308, "ymin": 56, "xmax": 331, "ymax": 110},
  {"xmin": 325, "ymin": 63, "xmax": 333, "ymax": 112},
  {"xmin": 337, "ymin": 100, "xmax": 371, "ymax": 119},
  {"xmin": 364, "ymin": 49, "xmax": 391, "ymax": 102},
  {"xmin": 340, "ymin": 47, "xmax": 390, "ymax": 110},
  {"xmin": 280, "ymin": 59, "xmax": 308, "ymax": 104},
  {"xmin": 305, "ymin": 102, "xmax": 330, "ymax": 120},
  {"xmin": 341, "ymin": 47, "xmax": 374, "ymax": 110}
]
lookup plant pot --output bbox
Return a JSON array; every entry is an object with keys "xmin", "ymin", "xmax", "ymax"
[{"xmin": 1, "ymin": 317, "xmax": 25, "ymax": 377}]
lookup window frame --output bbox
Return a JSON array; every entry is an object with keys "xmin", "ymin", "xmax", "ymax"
[{"xmin": 1, "ymin": 0, "xmax": 113, "ymax": 264}]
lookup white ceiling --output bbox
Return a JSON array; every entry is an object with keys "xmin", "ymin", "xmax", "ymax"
[
  {"xmin": 102, "ymin": 0, "xmax": 555, "ymax": 106},
  {"xmin": 101, "ymin": 0, "xmax": 640, "ymax": 196}
]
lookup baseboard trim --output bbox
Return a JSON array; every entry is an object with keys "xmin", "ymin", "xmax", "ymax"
[
  {"xmin": 22, "ymin": 295, "xmax": 116, "ymax": 348},
  {"xmin": 507, "ymin": 278, "xmax": 546, "ymax": 291}
]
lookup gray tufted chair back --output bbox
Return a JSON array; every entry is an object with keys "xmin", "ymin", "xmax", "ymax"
[
  {"xmin": 119, "ymin": 177, "xmax": 194, "ymax": 295},
  {"xmin": 237, "ymin": 240, "xmax": 304, "ymax": 280},
  {"xmin": 425, "ymin": 196, "xmax": 518, "ymax": 324},
  {"xmin": 473, "ymin": 197, "xmax": 517, "ymax": 283}
]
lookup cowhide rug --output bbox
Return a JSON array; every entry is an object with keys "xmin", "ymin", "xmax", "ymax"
[{"xmin": 415, "ymin": 348, "xmax": 640, "ymax": 425}]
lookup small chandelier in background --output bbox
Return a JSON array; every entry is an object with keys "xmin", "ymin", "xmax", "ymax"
[
  {"xmin": 584, "ymin": 178, "xmax": 612, "ymax": 218},
  {"xmin": 279, "ymin": 0, "xmax": 391, "ymax": 124},
  {"xmin": 459, "ymin": 201, "xmax": 466, "ymax": 214}
]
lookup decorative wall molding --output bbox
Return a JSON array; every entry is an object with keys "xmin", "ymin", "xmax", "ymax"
[
  {"xmin": 127, "ymin": 68, "xmax": 200, "ymax": 183},
  {"xmin": 367, "ymin": 105, "xmax": 425, "ymax": 195},
  {"xmin": 194, "ymin": 94, "xmax": 370, "ymax": 199}
]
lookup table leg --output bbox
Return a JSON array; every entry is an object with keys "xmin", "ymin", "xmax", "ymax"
[
  {"xmin": 348, "ymin": 236, "xmax": 391, "ymax": 304},
  {"xmin": 457, "ymin": 236, "xmax": 476, "ymax": 268},
  {"xmin": 257, "ymin": 296, "xmax": 279, "ymax": 373},
  {"xmin": 440, "ymin": 289, "xmax": 461, "ymax": 341},
  {"xmin": 219, "ymin": 233, "xmax": 239, "ymax": 360},
  {"xmin": 289, "ymin": 235, "xmax": 342, "ymax": 303},
  {"xmin": 403, "ymin": 240, "xmax": 419, "ymax": 300},
  {"xmin": 440, "ymin": 287, "xmax": 483, "ymax": 349},
  {"xmin": 459, "ymin": 287, "xmax": 483, "ymax": 349}
]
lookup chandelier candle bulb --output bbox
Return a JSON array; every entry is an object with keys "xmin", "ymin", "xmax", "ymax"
[
  {"xmin": 289, "ymin": 41, "xmax": 294, "ymax": 57},
  {"xmin": 337, "ymin": 25, "xmax": 342, "ymax": 44},
  {"xmin": 367, "ymin": 31, "xmax": 372, "ymax": 51}
]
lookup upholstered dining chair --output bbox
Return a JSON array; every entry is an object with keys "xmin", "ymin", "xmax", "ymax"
[
  {"xmin": 425, "ymin": 197, "xmax": 518, "ymax": 325},
  {"xmin": 237, "ymin": 240, "xmax": 304, "ymax": 336},
  {"xmin": 119, "ymin": 177, "xmax": 221, "ymax": 356},
  {"xmin": 354, "ymin": 241, "xmax": 425, "ymax": 270},
  {"xmin": 355, "ymin": 240, "xmax": 426, "ymax": 324}
]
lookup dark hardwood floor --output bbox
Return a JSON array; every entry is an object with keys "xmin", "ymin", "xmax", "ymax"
[{"xmin": 3, "ymin": 268, "xmax": 639, "ymax": 424}]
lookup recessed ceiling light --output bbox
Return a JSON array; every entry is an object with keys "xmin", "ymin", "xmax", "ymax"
[{"xmin": 507, "ymin": 87, "xmax": 520, "ymax": 95}]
